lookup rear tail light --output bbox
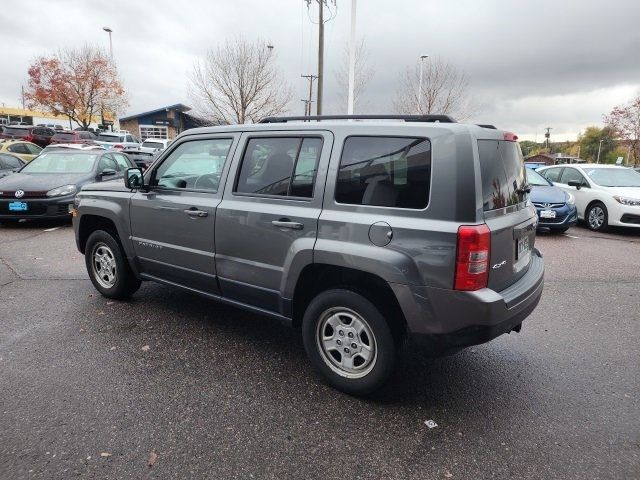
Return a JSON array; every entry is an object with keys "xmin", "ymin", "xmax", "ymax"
[
  {"xmin": 25, "ymin": 135, "xmax": 34, "ymax": 142},
  {"xmin": 454, "ymin": 224, "xmax": 491, "ymax": 291},
  {"xmin": 114, "ymin": 144, "xmax": 124, "ymax": 149},
  {"xmin": 503, "ymin": 132, "xmax": 518, "ymax": 141}
]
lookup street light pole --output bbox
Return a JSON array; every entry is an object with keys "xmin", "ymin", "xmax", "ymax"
[
  {"xmin": 597, "ymin": 139, "xmax": 603, "ymax": 164},
  {"xmin": 347, "ymin": 0, "xmax": 357, "ymax": 115},
  {"xmin": 103, "ymin": 27, "xmax": 113, "ymax": 60},
  {"xmin": 418, "ymin": 54, "xmax": 428, "ymax": 113}
]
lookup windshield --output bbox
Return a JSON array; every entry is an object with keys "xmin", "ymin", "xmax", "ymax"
[
  {"xmin": 53, "ymin": 133, "xmax": 77, "ymax": 141},
  {"xmin": 142, "ymin": 141, "xmax": 164, "ymax": 149},
  {"xmin": 526, "ymin": 168, "xmax": 551, "ymax": 186},
  {"xmin": 20, "ymin": 152, "xmax": 97, "ymax": 174},
  {"xmin": 584, "ymin": 168, "xmax": 640, "ymax": 187},
  {"xmin": 97, "ymin": 134, "xmax": 124, "ymax": 143}
]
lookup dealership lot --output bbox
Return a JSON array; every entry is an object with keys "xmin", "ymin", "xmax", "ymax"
[{"xmin": 0, "ymin": 222, "xmax": 638, "ymax": 479}]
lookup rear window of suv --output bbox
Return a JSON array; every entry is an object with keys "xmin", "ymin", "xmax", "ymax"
[
  {"xmin": 335, "ymin": 136, "xmax": 431, "ymax": 209},
  {"xmin": 477, "ymin": 140, "xmax": 527, "ymax": 211}
]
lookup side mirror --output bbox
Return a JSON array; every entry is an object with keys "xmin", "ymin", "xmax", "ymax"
[
  {"xmin": 567, "ymin": 180, "xmax": 581, "ymax": 190},
  {"xmin": 125, "ymin": 167, "xmax": 144, "ymax": 189}
]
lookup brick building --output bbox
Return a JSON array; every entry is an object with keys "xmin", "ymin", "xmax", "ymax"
[
  {"xmin": 118, "ymin": 104, "xmax": 203, "ymax": 140},
  {"xmin": 525, "ymin": 152, "xmax": 585, "ymax": 166}
]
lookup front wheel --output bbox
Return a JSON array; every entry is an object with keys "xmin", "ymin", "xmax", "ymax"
[
  {"xmin": 302, "ymin": 289, "xmax": 397, "ymax": 396},
  {"xmin": 586, "ymin": 202, "xmax": 609, "ymax": 232},
  {"xmin": 85, "ymin": 230, "xmax": 141, "ymax": 299}
]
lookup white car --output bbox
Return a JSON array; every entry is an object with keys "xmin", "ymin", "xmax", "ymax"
[
  {"xmin": 537, "ymin": 164, "xmax": 640, "ymax": 231},
  {"xmin": 139, "ymin": 138, "xmax": 172, "ymax": 153},
  {"xmin": 94, "ymin": 131, "xmax": 141, "ymax": 150}
]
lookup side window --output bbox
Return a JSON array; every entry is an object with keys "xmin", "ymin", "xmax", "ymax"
[
  {"xmin": 560, "ymin": 167, "xmax": 586, "ymax": 186},
  {"xmin": 112, "ymin": 153, "xmax": 131, "ymax": 171},
  {"xmin": 153, "ymin": 138, "xmax": 233, "ymax": 192},
  {"xmin": 24, "ymin": 143, "xmax": 42, "ymax": 155},
  {"xmin": 542, "ymin": 168, "xmax": 562, "ymax": 182},
  {"xmin": 235, "ymin": 137, "xmax": 322, "ymax": 198},
  {"xmin": 125, "ymin": 135, "xmax": 134, "ymax": 143},
  {"xmin": 8, "ymin": 144, "xmax": 28, "ymax": 154},
  {"xmin": 98, "ymin": 155, "xmax": 118, "ymax": 173},
  {"xmin": 336, "ymin": 136, "xmax": 431, "ymax": 209},
  {"xmin": 2, "ymin": 155, "xmax": 22, "ymax": 169}
]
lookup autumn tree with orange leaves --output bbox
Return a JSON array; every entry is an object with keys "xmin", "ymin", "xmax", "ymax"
[
  {"xmin": 604, "ymin": 97, "xmax": 640, "ymax": 165},
  {"xmin": 25, "ymin": 46, "xmax": 127, "ymax": 130}
]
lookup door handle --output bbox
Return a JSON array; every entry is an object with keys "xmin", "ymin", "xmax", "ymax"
[
  {"xmin": 272, "ymin": 219, "xmax": 304, "ymax": 230},
  {"xmin": 183, "ymin": 208, "xmax": 209, "ymax": 218}
]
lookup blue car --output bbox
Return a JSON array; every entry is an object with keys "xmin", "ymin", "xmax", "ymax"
[{"xmin": 527, "ymin": 167, "xmax": 578, "ymax": 233}]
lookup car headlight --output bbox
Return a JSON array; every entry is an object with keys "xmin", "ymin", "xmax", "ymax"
[
  {"xmin": 46, "ymin": 184, "xmax": 77, "ymax": 197},
  {"xmin": 613, "ymin": 195, "xmax": 640, "ymax": 206},
  {"xmin": 566, "ymin": 193, "xmax": 575, "ymax": 205}
]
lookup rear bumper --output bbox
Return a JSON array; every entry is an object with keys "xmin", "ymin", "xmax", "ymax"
[{"xmin": 391, "ymin": 248, "xmax": 544, "ymax": 350}]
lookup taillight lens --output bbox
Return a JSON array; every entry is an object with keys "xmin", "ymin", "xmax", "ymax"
[
  {"xmin": 454, "ymin": 224, "xmax": 491, "ymax": 291},
  {"xmin": 114, "ymin": 144, "xmax": 124, "ymax": 149},
  {"xmin": 25, "ymin": 135, "xmax": 34, "ymax": 142}
]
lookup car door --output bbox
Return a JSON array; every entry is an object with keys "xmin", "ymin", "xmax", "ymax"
[
  {"xmin": 129, "ymin": 134, "xmax": 239, "ymax": 293},
  {"xmin": 215, "ymin": 131, "xmax": 332, "ymax": 313},
  {"xmin": 557, "ymin": 167, "xmax": 590, "ymax": 218}
]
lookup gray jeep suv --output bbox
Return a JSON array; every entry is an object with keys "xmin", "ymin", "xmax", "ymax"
[{"xmin": 72, "ymin": 115, "xmax": 544, "ymax": 395}]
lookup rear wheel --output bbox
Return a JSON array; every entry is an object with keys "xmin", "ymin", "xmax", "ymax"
[
  {"xmin": 85, "ymin": 230, "xmax": 140, "ymax": 299},
  {"xmin": 586, "ymin": 202, "xmax": 608, "ymax": 232},
  {"xmin": 302, "ymin": 289, "xmax": 396, "ymax": 396}
]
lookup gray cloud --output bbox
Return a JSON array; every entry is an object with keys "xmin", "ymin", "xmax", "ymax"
[{"xmin": 1, "ymin": 0, "xmax": 638, "ymax": 140}]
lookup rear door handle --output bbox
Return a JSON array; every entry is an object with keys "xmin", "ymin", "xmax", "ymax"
[
  {"xmin": 272, "ymin": 219, "xmax": 304, "ymax": 230},
  {"xmin": 184, "ymin": 208, "xmax": 208, "ymax": 218}
]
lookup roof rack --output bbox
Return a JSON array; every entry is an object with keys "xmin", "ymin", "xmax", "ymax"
[{"xmin": 259, "ymin": 114, "xmax": 457, "ymax": 124}]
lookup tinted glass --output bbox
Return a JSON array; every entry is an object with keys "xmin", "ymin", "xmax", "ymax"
[
  {"xmin": 235, "ymin": 137, "xmax": 300, "ymax": 196},
  {"xmin": 126, "ymin": 135, "xmax": 134, "ymax": 143},
  {"xmin": 97, "ymin": 134, "xmax": 122, "ymax": 143},
  {"xmin": 0, "ymin": 154, "xmax": 22, "ymax": 169},
  {"xmin": 526, "ymin": 168, "xmax": 551, "ymax": 186},
  {"xmin": 336, "ymin": 136, "xmax": 431, "ymax": 209},
  {"xmin": 560, "ymin": 167, "xmax": 586, "ymax": 185},
  {"xmin": 112, "ymin": 153, "xmax": 131, "ymax": 171},
  {"xmin": 24, "ymin": 143, "xmax": 42, "ymax": 155},
  {"xmin": 98, "ymin": 155, "xmax": 118, "ymax": 173},
  {"xmin": 153, "ymin": 138, "xmax": 233, "ymax": 191},
  {"xmin": 142, "ymin": 141, "xmax": 164, "ymax": 150},
  {"xmin": 2, "ymin": 127, "xmax": 29, "ymax": 136},
  {"xmin": 289, "ymin": 138, "xmax": 322, "ymax": 198},
  {"xmin": 21, "ymin": 152, "xmax": 97, "ymax": 173},
  {"xmin": 584, "ymin": 167, "xmax": 640, "ymax": 187},
  {"xmin": 478, "ymin": 140, "xmax": 527, "ymax": 211},
  {"xmin": 542, "ymin": 167, "xmax": 562, "ymax": 182},
  {"xmin": 8, "ymin": 144, "xmax": 29, "ymax": 154},
  {"xmin": 53, "ymin": 133, "xmax": 77, "ymax": 141}
]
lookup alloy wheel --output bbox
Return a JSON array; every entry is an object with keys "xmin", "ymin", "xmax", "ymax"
[
  {"xmin": 91, "ymin": 242, "xmax": 117, "ymax": 288},
  {"xmin": 588, "ymin": 206, "xmax": 605, "ymax": 230}
]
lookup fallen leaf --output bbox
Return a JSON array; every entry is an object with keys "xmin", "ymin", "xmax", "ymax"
[
  {"xmin": 445, "ymin": 472, "xmax": 453, "ymax": 478},
  {"xmin": 100, "ymin": 452, "xmax": 112, "ymax": 457},
  {"xmin": 147, "ymin": 451, "xmax": 158, "ymax": 467},
  {"xmin": 97, "ymin": 311, "xmax": 105, "ymax": 316},
  {"xmin": 141, "ymin": 345, "xmax": 150, "ymax": 352},
  {"xmin": 110, "ymin": 346, "xmax": 116, "ymax": 351}
]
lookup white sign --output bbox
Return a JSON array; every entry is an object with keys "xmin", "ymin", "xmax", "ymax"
[{"xmin": 616, "ymin": 156, "xmax": 624, "ymax": 165}]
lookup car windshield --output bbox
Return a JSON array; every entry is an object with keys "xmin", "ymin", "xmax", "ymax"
[
  {"xmin": 142, "ymin": 141, "xmax": 164, "ymax": 149},
  {"xmin": 53, "ymin": 133, "xmax": 77, "ymax": 140},
  {"xmin": 97, "ymin": 134, "xmax": 124, "ymax": 143},
  {"xmin": 526, "ymin": 168, "xmax": 551, "ymax": 186},
  {"xmin": 584, "ymin": 168, "xmax": 640, "ymax": 187},
  {"xmin": 20, "ymin": 152, "xmax": 97, "ymax": 174}
]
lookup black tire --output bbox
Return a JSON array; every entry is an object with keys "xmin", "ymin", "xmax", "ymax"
[
  {"xmin": 85, "ymin": 229, "xmax": 141, "ymax": 299},
  {"xmin": 586, "ymin": 202, "xmax": 609, "ymax": 232},
  {"xmin": 550, "ymin": 226, "xmax": 570, "ymax": 234},
  {"xmin": 302, "ymin": 289, "xmax": 397, "ymax": 396}
]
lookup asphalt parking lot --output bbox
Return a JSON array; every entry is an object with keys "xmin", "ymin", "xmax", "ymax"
[{"xmin": 1, "ymin": 221, "xmax": 638, "ymax": 479}]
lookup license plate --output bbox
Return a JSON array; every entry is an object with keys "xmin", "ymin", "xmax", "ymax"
[
  {"xmin": 8, "ymin": 201, "xmax": 28, "ymax": 212},
  {"xmin": 517, "ymin": 236, "xmax": 530, "ymax": 259},
  {"xmin": 540, "ymin": 209, "xmax": 556, "ymax": 219}
]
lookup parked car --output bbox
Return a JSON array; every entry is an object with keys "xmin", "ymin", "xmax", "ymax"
[
  {"xmin": 120, "ymin": 147, "xmax": 156, "ymax": 170},
  {"xmin": 71, "ymin": 114, "xmax": 544, "ymax": 395},
  {"xmin": 0, "ymin": 140, "xmax": 43, "ymax": 162},
  {"xmin": 0, "ymin": 153, "xmax": 25, "ymax": 178},
  {"xmin": 139, "ymin": 138, "xmax": 172, "ymax": 153},
  {"xmin": 526, "ymin": 167, "xmax": 577, "ymax": 233},
  {"xmin": 94, "ymin": 131, "xmax": 141, "ymax": 150},
  {"xmin": 50, "ymin": 130, "xmax": 97, "ymax": 145},
  {"xmin": 538, "ymin": 164, "xmax": 640, "ymax": 231},
  {"xmin": 0, "ymin": 125, "xmax": 55, "ymax": 147},
  {"xmin": 0, "ymin": 148, "xmax": 134, "ymax": 222}
]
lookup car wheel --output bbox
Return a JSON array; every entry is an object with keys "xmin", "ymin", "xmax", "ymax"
[
  {"xmin": 302, "ymin": 289, "xmax": 396, "ymax": 396},
  {"xmin": 586, "ymin": 202, "xmax": 608, "ymax": 232},
  {"xmin": 85, "ymin": 229, "xmax": 141, "ymax": 299},
  {"xmin": 550, "ymin": 227, "xmax": 569, "ymax": 234}
]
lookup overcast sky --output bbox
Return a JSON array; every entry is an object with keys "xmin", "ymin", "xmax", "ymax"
[{"xmin": 1, "ymin": 0, "xmax": 639, "ymax": 140}]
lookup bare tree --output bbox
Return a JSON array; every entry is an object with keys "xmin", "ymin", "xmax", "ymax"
[
  {"xmin": 188, "ymin": 37, "xmax": 292, "ymax": 124},
  {"xmin": 333, "ymin": 39, "xmax": 375, "ymax": 113},
  {"xmin": 25, "ymin": 45, "xmax": 126, "ymax": 129},
  {"xmin": 393, "ymin": 57, "xmax": 475, "ymax": 120}
]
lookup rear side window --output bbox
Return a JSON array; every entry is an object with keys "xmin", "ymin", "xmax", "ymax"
[
  {"xmin": 0, "ymin": 155, "xmax": 22, "ymax": 169},
  {"xmin": 235, "ymin": 137, "xmax": 322, "ymax": 198},
  {"xmin": 559, "ymin": 167, "xmax": 586, "ymax": 185},
  {"xmin": 541, "ymin": 167, "xmax": 562, "ymax": 182},
  {"xmin": 336, "ymin": 136, "xmax": 431, "ymax": 209},
  {"xmin": 477, "ymin": 140, "xmax": 527, "ymax": 211}
]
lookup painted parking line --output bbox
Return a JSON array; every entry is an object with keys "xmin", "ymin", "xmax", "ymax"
[
  {"xmin": 43, "ymin": 227, "xmax": 61, "ymax": 232},
  {"xmin": 563, "ymin": 234, "xmax": 580, "ymax": 239}
]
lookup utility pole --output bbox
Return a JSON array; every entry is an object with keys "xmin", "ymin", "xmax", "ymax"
[
  {"xmin": 544, "ymin": 127, "xmax": 552, "ymax": 150},
  {"xmin": 418, "ymin": 55, "xmax": 429, "ymax": 112},
  {"xmin": 21, "ymin": 85, "xmax": 25, "ymax": 110},
  {"xmin": 301, "ymin": 99, "xmax": 314, "ymax": 116},
  {"xmin": 301, "ymin": 74, "xmax": 318, "ymax": 117},
  {"xmin": 317, "ymin": 0, "xmax": 324, "ymax": 115},
  {"xmin": 597, "ymin": 139, "xmax": 603, "ymax": 164},
  {"xmin": 347, "ymin": 0, "xmax": 357, "ymax": 114}
]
